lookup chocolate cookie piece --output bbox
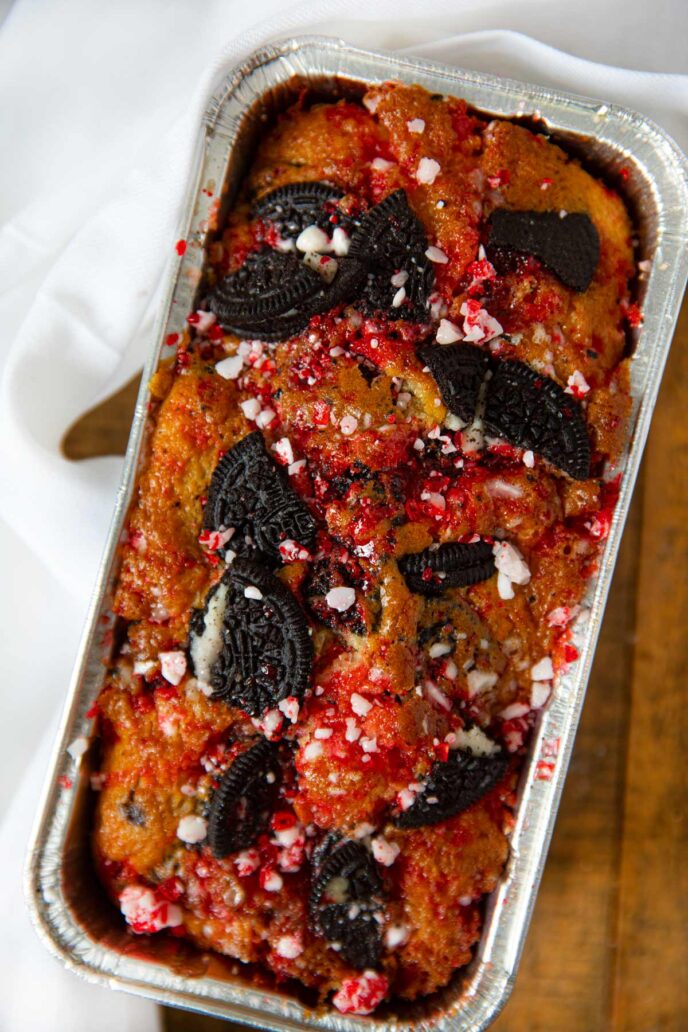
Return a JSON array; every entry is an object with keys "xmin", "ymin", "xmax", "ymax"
[
  {"xmin": 394, "ymin": 748, "xmax": 509, "ymax": 829},
  {"xmin": 417, "ymin": 342, "xmax": 491, "ymax": 423},
  {"xmin": 309, "ymin": 833, "xmax": 383, "ymax": 969},
  {"xmin": 487, "ymin": 210, "xmax": 600, "ymax": 292},
  {"xmin": 206, "ymin": 739, "xmax": 281, "ymax": 858},
  {"xmin": 204, "ymin": 432, "xmax": 316, "ymax": 562},
  {"xmin": 188, "ymin": 559, "xmax": 313, "ymax": 716},
  {"xmin": 207, "ymin": 248, "xmax": 365, "ymax": 341},
  {"xmin": 484, "ymin": 359, "xmax": 591, "ymax": 480},
  {"xmin": 253, "ymin": 181, "xmax": 353, "ymax": 239},
  {"xmin": 399, "ymin": 540, "xmax": 495, "ymax": 597},
  {"xmin": 349, "ymin": 189, "xmax": 433, "ymax": 321},
  {"xmin": 304, "ymin": 554, "xmax": 367, "ymax": 636}
]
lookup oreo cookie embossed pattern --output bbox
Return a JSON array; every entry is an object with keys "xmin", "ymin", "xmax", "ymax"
[{"xmin": 93, "ymin": 81, "xmax": 636, "ymax": 1015}]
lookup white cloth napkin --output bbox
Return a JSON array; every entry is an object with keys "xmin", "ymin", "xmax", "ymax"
[{"xmin": 0, "ymin": 1, "xmax": 685, "ymax": 1029}]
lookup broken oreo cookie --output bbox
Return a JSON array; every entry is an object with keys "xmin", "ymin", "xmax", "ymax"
[
  {"xmin": 419, "ymin": 342, "xmax": 591, "ymax": 479},
  {"xmin": 206, "ymin": 738, "xmax": 281, "ymax": 858},
  {"xmin": 188, "ymin": 558, "xmax": 313, "ymax": 716},
  {"xmin": 349, "ymin": 189, "xmax": 433, "ymax": 321},
  {"xmin": 487, "ymin": 210, "xmax": 600, "ymax": 292},
  {"xmin": 399, "ymin": 540, "xmax": 496, "ymax": 597},
  {"xmin": 309, "ymin": 833, "xmax": 383, "ymax": 969},
  {"xmin": 206, "ymin": 249, "xmax": 328, "ymax": 339},
  {"xmin": 253, "ymin": 181, "xmax": 353, "ymax": 239},
  {"xmin": 484, "ymin": 359, "xmax": 591, "ymax": 480},
  {"xmin": 417, "ymin": 342, "xmax": 491, "ymax": 423},
  {"xmin": 204, "ymin": 432, "xmax": 316, "ymax": 562},
  {"xmin": 394, "ymin": 747, "xmax": 509, "ymax": 829}
]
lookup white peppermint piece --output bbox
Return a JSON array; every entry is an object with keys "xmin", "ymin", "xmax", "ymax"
[
  {"xmin": 326, "ymin": 586, "xmax": 356, "ymax": 611},
  {"xmin": 497, "ymin": 571, "xmax": 515, "ymax": 600},
  {"xmin": 531, "ymin": 656, "xmax": 554, "ymax": 681},
  {"xmin": 428, "ymin": 642, "xmax": 452, "ymax": 659},
  {"xmin": 159, "ymin": 650, "xmax": 187, "ymax": 686},
  {"xmin": 303, "ymin": 740, "xmax": 323, "ymax": 761},
  {"xmin": 67, "ymin": 736, "xmax": 89, "ymax": 762},
  {"xmin": 272, "ymin": 437, "xmax": 294, "ymax": 466},
  {"xmin": 416, "ymin": 157, "xmax": 441, "ymax": 184},
  {"xmin": 523, "ymin": 450, "xmax": 535, "ymax": 468},
  {"xmin": 351, "ymin": 692, "xmax": 372, "ymax": 716},
  {"xmin": 493, "ymin": 541, "xmax": 531, "ymax": 585},
  {"xmin": 295, "ymin": 224, "xmax": 331, "ymax": 253},
  {"xmin": 500, "ymin": 701, "xmax": 531, "ymax": 720},
  {"xmin": 345, "ymin": 718, "xmax": 362, "ymax": 742},
  {"xmin": 407, "ymin": 118, "xmax": 425, "ymax": 133},
  {"xmin": 331, "ymin": 226, "xmax": 350, "ymax": 255},
  {"xmin": 240, "ymin": 397, "xmax": 261, "ymax": 420},
  {"xmin": 303, "ymin": 251, "xmax": 338, "ymax": 283},
  {"xmin": 436, "ymin": 318, "xmax": 462, "ymax": 344},
  {"xmin": 275, "ymin": 934, "xmax": 303, "ymax": 959},
  {"xmin": 371, "ymin": 836, "xmax": 400, "ymax": 866},
  {"xmin": 255, "ymin": 407, "xmax": 276, "ymax": 429},
  {"xmin": 244, "ymin": 585, "xmax": 263, "ymax": 601},
  {"xmin": 371, "ymin": 156, "xmax": 393, "ymax": 171},
  {"xmin": 177, "ymin": 815, "xmax": 208, "ymax": 844},
  {"xmin": 384, "ymin": 924, "xmax": 410, "ymax": 948},
  {"xmin": 425, "ymin": 245, "xmax": 449, "ymax": 264},
  {"xmin": 391, "ymin": 286, "xmax": 407, "ymax": 308},
  {"xmin": 466, "ymin": 669, "xmax": 499, "ymax": 697},
  {"xmin": 391, "ymin": 270, "xmax": 408, "ymax": 287},
  {"xmin": 215, "ymin": 354, "xmax": 244, "ymax": 380},
  {"xmin": 531, "ymin": 681, "xmax": 551, "ymax": 709},
  {"xmin": 340, "ymin": 414, "xmax": 358, "ymax": 435}
]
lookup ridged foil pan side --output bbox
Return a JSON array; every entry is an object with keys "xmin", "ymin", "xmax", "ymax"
[{"xmin": 26, "ymin": 35, "xmax": 688, "ymax": 1032}]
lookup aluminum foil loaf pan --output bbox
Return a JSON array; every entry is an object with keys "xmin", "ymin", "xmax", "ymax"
[{"xmin": 26, "ymin": 34, "xmax": 688, "ymax": 1032}]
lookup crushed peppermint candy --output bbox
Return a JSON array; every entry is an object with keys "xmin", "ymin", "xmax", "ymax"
[
  {"xmin": 384, "ymin": 924, "xmax": 410, "ymax": 949},
  {"xmin": 429, "ymin": 642, "xmax": 452, "ymax": 659},
  {"xmin": 176, "ymin": 815, "xmax": 208, "ymax": 844},
  {"xmin": 255, "ymin": 407, "xmax": 276, "ymax": 429},
  {"xmin": 351, "ymin": 692, "xmax": 372, "ymax": 716},
  {"xmin": 531, "ymin": 682, "xmax": 551, "ymax": 709},
  {"xmin": 392, "ymin": 286, "xmax": 407, "ymax": 308},
  {"xmin": 288, "ymin": 459, "xmax": 307, "ymax": 476},
  {"xmin": 215, "ymin": 354, "xmax": 244, "ymax": 380},
  {"xmin": 314, "ymin": 727, "xmax": 333, "ymax": 740},
  {"xmin": 272, "ymin": 437, "xmax": 294, "ymax": 466},
  {"xmin": 303, "ymin": 740, "xmax": 323, "ymax": 761},
  {"xmin": 460, "ymin": 299, "xmax": 503, "ymax": 343},
  {"xmin": 345, "ymin": 718, "xmax": 362, "ymax": 742},
  {"xmin": 278, "ymin": 696, "xmax": 300, "ymax": 723},
  {"xmin": 331, "ymin": 226, "xmax": 350, "ymax": 255},
  {"xmin": 547, "ymin": 605, "xmax": 579, "ymax": 628},
  {"xmin": 325, "ymin": 586, "xmax": 356, "ymax": 611},
  {"xmin": 278, "ymin": 539, "xmax": 312, "ymax": 563},
  {"xmin": 240, "ymin": 397, "xmax": 261, "ymax": 421},
  {"xmin": 120, "ymin": 885, "xmax": 183, "ymax": 935},
  {"xmin": 332, "ymin": 971, "xmax": 389, "ymax": 1015},
  {"xmin": 371, "ymin": 836, "xmax": 400, "ymax": 866},
  {"xmin": 425, "ymin": 245, "xmax": 449, "ymax": 264},
  {"xmin": 407, "ymin": 117, "xmax": 425, "ymax": 133},
  {"xmin": 435, "ymin": 318, "xmax": 462, "ymax": 344},
  {"xmin": 565, "ymin": 370, "xmax": 591, "ymax": 398},
  {"xmin": 295, "ymin": 225, "xmax": 331, "ymax": 253},
  {"xmin": 531, "ymin": 656, "xmax": 554, "ymax": 681},
  {"xmin": 340, "ymin": 414, "xmax": 358, "ymax": 435},
  {"xmin": 275, "ymin": 934, "xmax": 304, "ymax": 959},
  {"xmin": 360, "ymin": 736, "xmax": 379, "ymax": 753},
  {"xmin": 416, "ymin": 157, "xmax": 441, "ymax": 185},
  {"xmin": 391, "ymin": 270, "xmax": 409, "ymax": 287},
  {"xmin": 234, "ymin": 848, "xmax": 260, "ymax": 877},
  {"xmin": 501, "ymin": 701, "xmax": 531, "ymax": 720},
  {"xmin": 67, "ymin": 736, "xmax": 89, "ymax": 762},
  {"xmin": 523, "ymin": 450, "xmax": 535, "ymax": 468},
  {"xmin": 159, "ymin": 651, "xmax": 187, "ymax": 686},
  {"xmin": 466, "ymin": 669, "xmax": 499, "ymax": 697},
  {"xmin": 371, "ymin": 156, "xmax": 393, "ymax": 171},
  {"xmin": 244, "ymin": 585, "xmax": 263, "ymax": 601},
  {"xmin": 493, "ymin": 541, "xmax": 531, "ymax": 600},
  {"xmin": 260, "ymin": 867, "xmax": 284, "ymax": 893}
]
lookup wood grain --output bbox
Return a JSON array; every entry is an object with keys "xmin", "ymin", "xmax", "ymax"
[{"xmin": 64, "ymin": 298, "xmax": 687, "ymax": 1031}]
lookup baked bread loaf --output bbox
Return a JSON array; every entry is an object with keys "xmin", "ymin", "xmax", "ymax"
[{"xmin": 92, "ymin": 82, "xmax": 635, "ymax": 1015}]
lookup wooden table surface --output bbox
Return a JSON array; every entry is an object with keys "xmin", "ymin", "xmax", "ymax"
[{"xmin": 63, "ymin": 298, "xmax": 688, "ymax": 1031}]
